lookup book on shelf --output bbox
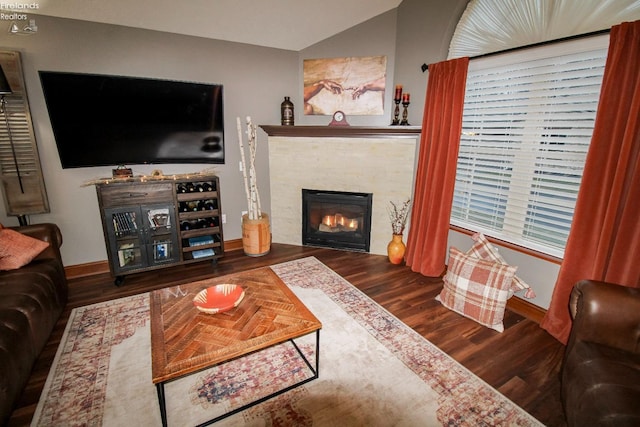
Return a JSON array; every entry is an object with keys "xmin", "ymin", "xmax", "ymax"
[
  {"xmin": 188, "ymin": 235, "xmax": 215, "ymax": 247},
  {"xmin": 192, "ymin": 248, "xmax": 215, "ymax": 259},
  {"xmin": 112, "ymin": 211, "xmax": 138, "ymax": 235}
]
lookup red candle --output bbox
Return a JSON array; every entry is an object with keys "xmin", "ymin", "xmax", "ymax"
[
  {"xmin": 394, "ymin": 85, "xmax": 402, "ymax": 101},
  {"xmin": 402, "ymin": 93, "xmax": 410, "ymax": 103}
]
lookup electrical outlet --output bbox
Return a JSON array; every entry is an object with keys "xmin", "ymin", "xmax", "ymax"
[{"xmin": 222, "ymin": 214, "xmax": 226, "ymax": 224}]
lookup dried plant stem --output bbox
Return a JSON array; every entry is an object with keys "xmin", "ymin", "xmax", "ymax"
[
  {"xmin": 248, "ymin": 120, "xmax": 263, "ymax": 217},
  {"xmin": 387, "ymin": 199, "xmax": 411, "ymax": 235},
  {"xmin": 236, "ymin": 117, "xmax": 252, "ymax": 218},
  {"xmin": 237, "ymin": 116, "xmax": 262, "ymax": 220}
]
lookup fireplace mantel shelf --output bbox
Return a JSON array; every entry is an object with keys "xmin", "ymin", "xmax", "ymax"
[{"xmin": 260, "ymin": 125, "xmax": 422, "ymax": 138}]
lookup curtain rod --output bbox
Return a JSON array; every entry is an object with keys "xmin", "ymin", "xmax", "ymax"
[{"xmin": 421, "ymin": 27, "xmax": 611, "ymax": 72}]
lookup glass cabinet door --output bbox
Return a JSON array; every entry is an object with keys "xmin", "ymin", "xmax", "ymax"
[
  {"xmin": 142, "ymin": 204, "xmax": 179, "ymax": 266},
  {"xmin": 104, "ymin": 204, "xmax": 179, "ymax": 275},
  {"xmin": 104, "ymin": 207, "xmax": 147, "ymax": 274}
]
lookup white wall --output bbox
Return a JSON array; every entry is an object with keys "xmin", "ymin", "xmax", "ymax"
[
  {"xmin": 298, "ymin": 10, "xmax": 399, "ymax": 127},
  {"xmin": 0, "ymin": 3, "xmax": 562, "ymax": 310},
  {"xmin": 393, "ymin": 0, "xmax": 469, "ymax": 126},
  {"xmin": 0, "ymin": 15, "xmax": 297, "ymax": 265},
  {"xmin": 0, "ymin": 10, "xmax": 405, "ymax": 267}
]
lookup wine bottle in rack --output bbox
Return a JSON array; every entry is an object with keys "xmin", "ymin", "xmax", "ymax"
[
  {"xmin": 185, "ymin": 182, "xmax": 196, "ymax": 193},
  {"xmin": 201, "ymin": 182, "xmax": 214, "ymax": 192},
  {"xmin": 179, "ymin": 202, "xmax": 189, "ymax": 212},
  {"xmin": 203, "ymin": 200, "xmax": 217, "ymax": 210},
  {"xmin": 177, "ymin": 184, "xmax": 188, "ymax": 193}
]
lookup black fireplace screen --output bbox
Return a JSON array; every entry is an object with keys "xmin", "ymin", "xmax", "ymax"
[{"xmin": 302, "ymin": 189, "xmax": 372, "ymax": 252}]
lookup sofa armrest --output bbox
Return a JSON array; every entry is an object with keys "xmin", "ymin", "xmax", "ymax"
[
  {"xmin": 568, "ymin": 280, "xmax": 640, "ymax": 354},
  {"xmin": 8, "ymin": 223, "xmax": 64, "ymax": 263}
]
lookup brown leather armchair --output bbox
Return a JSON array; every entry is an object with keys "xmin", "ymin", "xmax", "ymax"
[{"xmin": 562, "ymin": 280, "xmax": 640, "ymax": 427}]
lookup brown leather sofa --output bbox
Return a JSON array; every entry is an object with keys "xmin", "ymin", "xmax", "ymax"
[
  {"xmin": 562, "ymin": 280, "xmax": 640, "ymax": 427},
  {"xmin": 0, "ymin": 223, "xmax": 68, "ymax": 425}
]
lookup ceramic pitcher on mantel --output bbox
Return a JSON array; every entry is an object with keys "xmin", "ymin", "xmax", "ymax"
[{"xmin": 387, "ymin": 234, "xmax": 406, "ymax": 264}]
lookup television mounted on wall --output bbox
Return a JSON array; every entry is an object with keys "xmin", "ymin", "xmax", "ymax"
[{"xmin": 39, "ymin": 71, "xmax": 225, "ymax": 168}]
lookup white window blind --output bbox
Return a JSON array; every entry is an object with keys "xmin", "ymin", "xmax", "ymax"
[{"xmin": 451, "ymin": 36, "xmax": 609, "ymax": 258}]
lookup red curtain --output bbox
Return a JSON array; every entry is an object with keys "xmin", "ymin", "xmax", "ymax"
[
  {"xmin": 405, "ymin": 57, "xmax": 469, "ymax": 277},
  {"xmin": 541, "ymin": 20, "xmax": 640, "ymax": 344}
]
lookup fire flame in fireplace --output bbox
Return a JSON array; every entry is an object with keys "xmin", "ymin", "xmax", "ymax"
[{"xmin": 320, "ymin": 213, "xmax": 359, "ymax": 232}]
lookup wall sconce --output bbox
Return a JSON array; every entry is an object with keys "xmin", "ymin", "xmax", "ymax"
[{"xmin": 8, "ymin": 19, "xmax": 38, "ymax": 35}]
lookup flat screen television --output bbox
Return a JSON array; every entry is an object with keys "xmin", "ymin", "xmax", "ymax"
[{"xmin": 39, "ymin": 71, "xmax": 225, "ymax": 168}]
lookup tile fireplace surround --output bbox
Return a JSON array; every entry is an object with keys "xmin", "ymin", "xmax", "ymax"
[{"xmin": 262, "ymin": 126, "xmax": 420, "ymax": 255}]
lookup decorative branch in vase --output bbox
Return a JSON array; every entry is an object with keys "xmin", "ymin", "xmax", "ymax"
[
  {"xmin": 237, "ymin": 116, "xmax": 270, "ymax": 256},
  {"xmin": 386, "ymin": 199, "xmax": 411, "ymax": 264},
  {"xmin": 387, "ymin": 199, "xmax": 411, "ymax": 235}
]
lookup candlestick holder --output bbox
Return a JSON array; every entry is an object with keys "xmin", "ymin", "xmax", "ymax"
[
  {"xmin": 400, "ymin": 101, "xmax": 410, "ymax": 125},
  {"xmin": 391, "ymin": 99, "xmax": 401, "ymax": 125}
]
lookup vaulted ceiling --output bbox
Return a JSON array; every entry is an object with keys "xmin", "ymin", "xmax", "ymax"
[{"xmin": 25, "ymin": 0, "xmax": 403, "ymax": 51}]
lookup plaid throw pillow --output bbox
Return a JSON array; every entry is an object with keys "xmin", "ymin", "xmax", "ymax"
[
  {"xmin": 0, "ymin": 227, "xmax": 50, "ymax": 270},
  {"xmin": 467, "ymin": 233, "xmax": 536, "ymax": 298},
  {"xmin": 436, "ymin": 246, "xmax": 517, "ymax": 332}
]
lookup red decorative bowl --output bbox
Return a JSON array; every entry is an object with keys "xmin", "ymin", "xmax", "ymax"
[{"xmin": 193, "ymin": 284, "xmax": 245, "ymax": 314}]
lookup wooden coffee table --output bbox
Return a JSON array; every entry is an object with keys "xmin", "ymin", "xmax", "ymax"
[{"xmin": 150, "ymin": 267, "xmax": 322, "ymax": 427}]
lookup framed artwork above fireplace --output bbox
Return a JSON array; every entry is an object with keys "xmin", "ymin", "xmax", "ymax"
[{"xmin": 303, "ymin": 56, "xmax": 386, "ymax": 116}]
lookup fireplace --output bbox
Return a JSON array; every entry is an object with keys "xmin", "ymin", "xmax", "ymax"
[
  {"xmin": 302, "ymin": 189, "xmax": 372, "ymax": 252},
  {"xmin": 264, "ymin": 126, "xmax": 419, "ymax": 255}
]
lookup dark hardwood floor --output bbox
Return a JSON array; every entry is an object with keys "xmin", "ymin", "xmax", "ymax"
[{"xmin": 8, "ymin": 244, "xmax": 567, "ymax": 426}]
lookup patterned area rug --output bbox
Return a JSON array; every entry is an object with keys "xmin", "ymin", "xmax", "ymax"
[{"xmin": 32, "ymin": 257, "xmax": 542, "ymax": 426}]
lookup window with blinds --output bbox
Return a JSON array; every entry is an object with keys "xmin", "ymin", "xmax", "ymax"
[{"xmin": 451, "ymin": 36, "xmax": 609, "ymax": 258}]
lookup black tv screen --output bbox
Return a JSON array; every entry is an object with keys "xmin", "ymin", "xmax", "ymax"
[{"xmin": 39, "ymin": 71, "xmax": 225, "ymax": 168}]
